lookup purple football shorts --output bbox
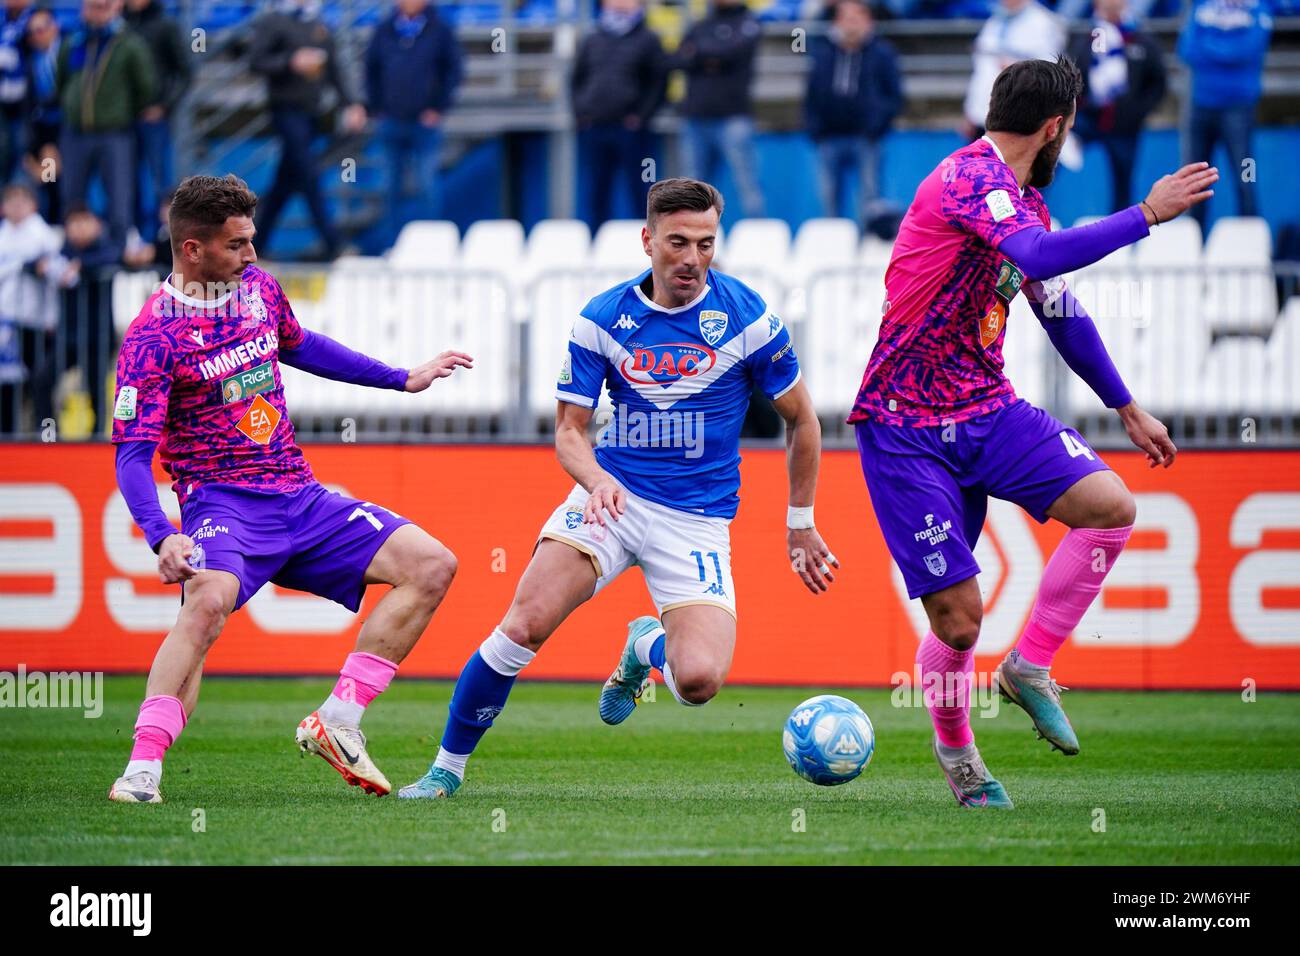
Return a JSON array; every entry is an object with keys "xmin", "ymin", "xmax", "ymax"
[
  {"xmin": 179, "ymin": 481, "xmax": 411, "ymax": 611},
  {"xmin": 855, "ymin": 399, "xmax": 1110, "ymax": 599}
]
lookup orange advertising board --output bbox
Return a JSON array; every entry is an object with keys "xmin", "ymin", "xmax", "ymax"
[{"xmin": 1, "ymin": 444, "xmax": 1297, "ymax": 689}]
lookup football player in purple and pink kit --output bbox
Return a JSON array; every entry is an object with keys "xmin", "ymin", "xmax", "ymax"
[
  {"xmin": 852, "ymin": 59, "xmax": 1217, "ymax": 808},
  {"xmin": 107, "ymin": 175, "xmax": 473, "ymax": 804}
]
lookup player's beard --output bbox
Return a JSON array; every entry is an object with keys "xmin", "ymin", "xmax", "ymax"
[{"xmin": 1028, "ymin": 129, "xmax": 1067, "ymax": 189}]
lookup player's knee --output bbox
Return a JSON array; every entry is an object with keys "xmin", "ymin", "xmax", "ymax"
[
  {"xmin": 413, "ymin": 543, "xmax": 457, "ymax": 603},
  {"xmin": 671, "ymin": 661, "xmax": 725, "ymax": 704},
  {"xmin": 498, "ymin": 606, "xmax": 552, "ymax": 653},
  {"xmin": 929, "ymin": 603, "xmax": 982, "ymax": 652},
  {"xmin": 180, "ymin": 588, "xmax": 231, "ymax": 646},
  {"xmin": 1102, "ymin": 487, "xmax": 1137, "ymax": 529}
]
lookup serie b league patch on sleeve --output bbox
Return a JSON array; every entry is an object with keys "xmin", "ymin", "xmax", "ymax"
[
  {"xmin": 985, "ymin": 189, "xmax": 1015, "ymax": 223},
  {"xmin": 113, "ymin": 385, "xmax": 138, "ymax": 421}
]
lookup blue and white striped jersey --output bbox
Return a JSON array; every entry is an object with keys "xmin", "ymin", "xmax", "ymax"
[{"xmin": 557, "ymin": 268, "xmax": 801, "ymax": 519}]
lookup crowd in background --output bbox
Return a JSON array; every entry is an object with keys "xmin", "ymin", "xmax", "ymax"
[{"xmin": 0, "ymin": 0, "xmax": 1284, "ymax": 436}]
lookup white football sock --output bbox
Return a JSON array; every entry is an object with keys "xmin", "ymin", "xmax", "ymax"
[
  {"xmin": 317, "ymin": 693, "xmax": 364, "ymax": 728},
  {"xmin": 124, "ymin": 759, "xmax": 162, "ymax": 781},
  {"xmin": 433, "ymin": 749, "xmax": 470, "ymax": 780},
  {"xmin": 661, "ymin": 661, "xmax": 703, "ymax": 707},
  {"xmin": 633, "ymin": 625, "xmax": 665, "ymax": 666}
]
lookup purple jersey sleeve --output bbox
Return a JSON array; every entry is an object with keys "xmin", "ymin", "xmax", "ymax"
[
  {"xmin": 111, "ymin": 322, "xmax": 177, "ymax": 444},
  {"xmin": 1028, "ymin": 285, "xmax": 1133, "ymax": 409},
  {"xmin": 941, "ymin": 157, "xmax": 1044, "ymax": 248},
  {"xmin": 280, "ymin": 329, "xmax": 409, "ymax": 390},
  {"xmin": 998, "ymin": 206, "xmax": 1149, "ymax": 280},
  {"xmin": 114, "ymin": 440, "xmax": 177, "ymax": 551}
]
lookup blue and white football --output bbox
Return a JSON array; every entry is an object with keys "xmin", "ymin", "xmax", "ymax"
[{"xmin": 782, "ymin": 694, "xmax": 875, "ymax": 786}]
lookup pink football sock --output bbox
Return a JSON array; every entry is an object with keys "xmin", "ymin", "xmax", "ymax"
[
  {"xmin": 333, "ymin": 651, "xmax": 398, "ymax": 708},
  {"xmin": 1015, "ymin": 524, "xmax": 1133, "ymax": 668},
  {"xmin": 917, "ymin": 631, "xmax": 974, "ymax": 749},
  {"xmin": 129, "ymin": 695, "xmax": 187, "ymax": 762}
]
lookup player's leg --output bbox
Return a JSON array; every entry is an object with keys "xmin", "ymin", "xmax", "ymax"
[
  {"xmin": 980, "ymin": 403, "xmax": 1133, "ymax": 754},
  {"xmin": 600, "ymin": 500, "xmax": 736, "ymax": 722},
  {"xmin": 398, "ymin": 539, "xmax": 607, "ymax": 798},
  {"xmin": 400, "ymin": 484, "xmax": 635, "ymax": 797},
  {"xmin": 108, "ymin": 570, "xmax": 240, "ymax": 804},
  {"xmin": 854, "ymin": 419, "xmax": 1012, "ymax": 808}
]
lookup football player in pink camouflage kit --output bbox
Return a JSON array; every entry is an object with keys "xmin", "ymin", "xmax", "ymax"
[
  {"xmin": 107, "ymin": 175, "xmax": 474, "ymax": 804},
  {"xmin": 851, "ymin": 59, "xmax": 1217, "ymax": 807}
]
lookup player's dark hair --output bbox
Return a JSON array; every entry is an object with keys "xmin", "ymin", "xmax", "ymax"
[
  {"xmin": 646, "ymin": 178, "xmax": 724, "ymax": 231},
  {"xmin": 169, "ymin": 174, "xmax": 258, "ymax": 256},
  {"xmin": 985, "ymin": 57, "xmax": 1083, "ymax": 136}
]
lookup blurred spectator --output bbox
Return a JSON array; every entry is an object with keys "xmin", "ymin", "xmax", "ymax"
[
  {"xmin": 962, "ymin": 0, "xmax": 1064, "ymax": 141},
  {"xmin": 57, "ymin": 0, "xmax": 156, "ymax": 245},
  {"xmin": 0, "ymin": 0, "xmax": 33, "ymax": 182},
  {"xmin": 249, "ymin": 0, "xmax": 366, "ymax": 259},
  {"xmin": 675, "ymin": 0, "xmax": 765, "ymax": 218},
  {"xmin": 49, "ymin": 203, "xmax": 121, "ymax": 431},
  {"xmin": 0, "ymin": 180, "xmax": 59, "ymax": 432},
  {"xmin": 1067, "ymin": 0, "xmax": 1166, "ymax": 212},
  {"xmin": 1178, "ymin": 0, "xmax": 1272, "ymax": 229},
  {"xmin": 571, "ymin": 0, "xmax": 668, "ymax": 230},
  {"xmin": 124, "ymin": 0, "xmax": 192, "ymax": 236},
  {"xmin": 805, "ymin": 0, "xmax": 902, "ymax": 224},
  {"xmin": 364, "ymin": 0, "xmax": 463, "ymax": 253},
  {"xmin": 22, "ymin": 7, "xmax": 60, "ymax": 222}
]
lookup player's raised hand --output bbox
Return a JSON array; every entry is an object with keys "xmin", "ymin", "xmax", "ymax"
[
  {"xmin": 1118, "ymin": 401, "xmax": 1177, "ymax": 469},
  {"xmin": 789, "ymin": 528, "xmax": 839, "ymax": 595},
  {"xmin": 584, "ymin": 476, "xmax": 626, "ymax": 527},
  {"xmin": 405, "ymin": 351, "xmax": 474, "ymax": 393},
  {"xmin": 158, "ymin": 533, "xmax": 200, "ymax": 584},
  {"xmin": 1141, "ymin": 162, "xmax": 1219, "ymax": 224}
]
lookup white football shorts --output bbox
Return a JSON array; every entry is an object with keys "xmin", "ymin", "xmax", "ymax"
[{"xmin": 538, "ymin": 482, "xmax": 736, "ymax": 618}]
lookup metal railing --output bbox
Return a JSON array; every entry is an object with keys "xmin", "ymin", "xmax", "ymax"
[{"xmin": 2, "ymin": 262, "xmax": 1297, "ymax": 448}]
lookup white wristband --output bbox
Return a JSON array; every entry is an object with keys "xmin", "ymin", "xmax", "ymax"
[{"xmin": 787, "ymin": 505, "xmax": 815, "ymax": 529}]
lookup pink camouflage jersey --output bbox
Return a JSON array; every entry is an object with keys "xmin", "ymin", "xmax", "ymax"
[
  {"xmin": 110, "ymin": 264, "xmax": 314, "ymax": 501},
  {"xmin": 849, "ymin": 136, "xmax": 1051, "ymax": 427}
]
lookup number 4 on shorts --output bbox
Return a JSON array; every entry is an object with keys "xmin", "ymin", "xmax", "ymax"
[
  {"xmin": 347, "ymin": 502, "xmax": 400, "ymax": 532},
  {"xmin": 1059, "ymin": 431, "xmax": 1095, "ymax": 461}
]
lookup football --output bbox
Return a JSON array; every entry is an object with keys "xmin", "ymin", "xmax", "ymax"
[{"xmin": 782, "ymin": 694, "xmax": 875, "ymax": 786}]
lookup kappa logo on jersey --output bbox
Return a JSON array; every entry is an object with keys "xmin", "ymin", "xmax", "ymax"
[
  {"xmin": 614, "ymin": 313, "xmax": 639, "ymax": 331},
  {"xmin": 620, "ymin": 343, "xmax": 716, "ymax": 385},
  {"xmin": 699, "ymin": 310, "xmax": 728, "ymax": 346},
  {"xmin": 235, "ymin": 393, "xmax": 281, "ymax": 445},
  {"xmin": 222, "ymin": 361, "xmax": 275, "ymax": 404},
  {"xmin": 243, "ymin": 287, "xmax": 268, "ymax": 322}
]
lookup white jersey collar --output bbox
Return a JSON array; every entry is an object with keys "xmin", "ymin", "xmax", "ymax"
[
  {"xmin": 162, "ymin": 272, "xmax": 236, "ymax": 310},
  {"xmin": 980, "ymin": 134, "xmax": 1026, "ymax": 198},
  {"xmin": 634, "ymin": 272, "xmax": 712, "ymax": 314}
]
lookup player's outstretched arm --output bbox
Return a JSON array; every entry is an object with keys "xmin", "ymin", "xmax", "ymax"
[
  {"xmin": 771, "ymin": 380, "xmax": 838, "ymax": 595},
  {"xmin": 555, "ymin": 400, "xmax": 625, "ymax": 527},
  {"xmin": 997, "ymin": 163, "xmax": 1218, "ymax": 280},
  {"xmin": 403, "ymin": 351, "xmax": 475, "ymax": 393}
]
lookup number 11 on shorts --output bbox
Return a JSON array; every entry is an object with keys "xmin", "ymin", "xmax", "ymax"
[{"xmin": 691, "ymin": 549, "xmax": 727, "ymax": 597}]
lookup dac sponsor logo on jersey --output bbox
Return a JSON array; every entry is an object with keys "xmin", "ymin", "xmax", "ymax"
[
  {"xmin": 221, "ymin": 361, "xmax": 275, "ymax": 404},
  {"xmin": 699, "ymin": 310, "xmax": 728, "ymax": 346},
  {"xmin": 235, "ymin": 393, "xmax": 281, "ymax": 445},
  {"xmin": 924, "ymin": 550, "xmax": 948, "ymax": 577},
  {"xmin": 620, "ymin": 343, "xmax": 716, "ymax": 384}
]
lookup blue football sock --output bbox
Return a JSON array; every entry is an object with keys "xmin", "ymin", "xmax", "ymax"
[
  {"xmin": 439, "ymin": 650, "xmax": 516, "ymax": 756},
  {"xmin": 648, "ymin": 634, "xmax": 666, "ymax": 672}
]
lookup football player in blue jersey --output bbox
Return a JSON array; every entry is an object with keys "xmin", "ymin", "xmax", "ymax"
[{"xmin": 399, "ymin": 178, "xmax": 837, "ymax": 798}]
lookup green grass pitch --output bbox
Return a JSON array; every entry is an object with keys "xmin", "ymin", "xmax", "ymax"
[{"xmin": 1, "ymin": 677, "xmax": 1296, "ymax": 865}]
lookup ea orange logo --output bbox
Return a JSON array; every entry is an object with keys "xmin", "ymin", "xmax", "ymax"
[{"xmin": 235, "ymin": 394, "xmax": 281, "ymax": 445}]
